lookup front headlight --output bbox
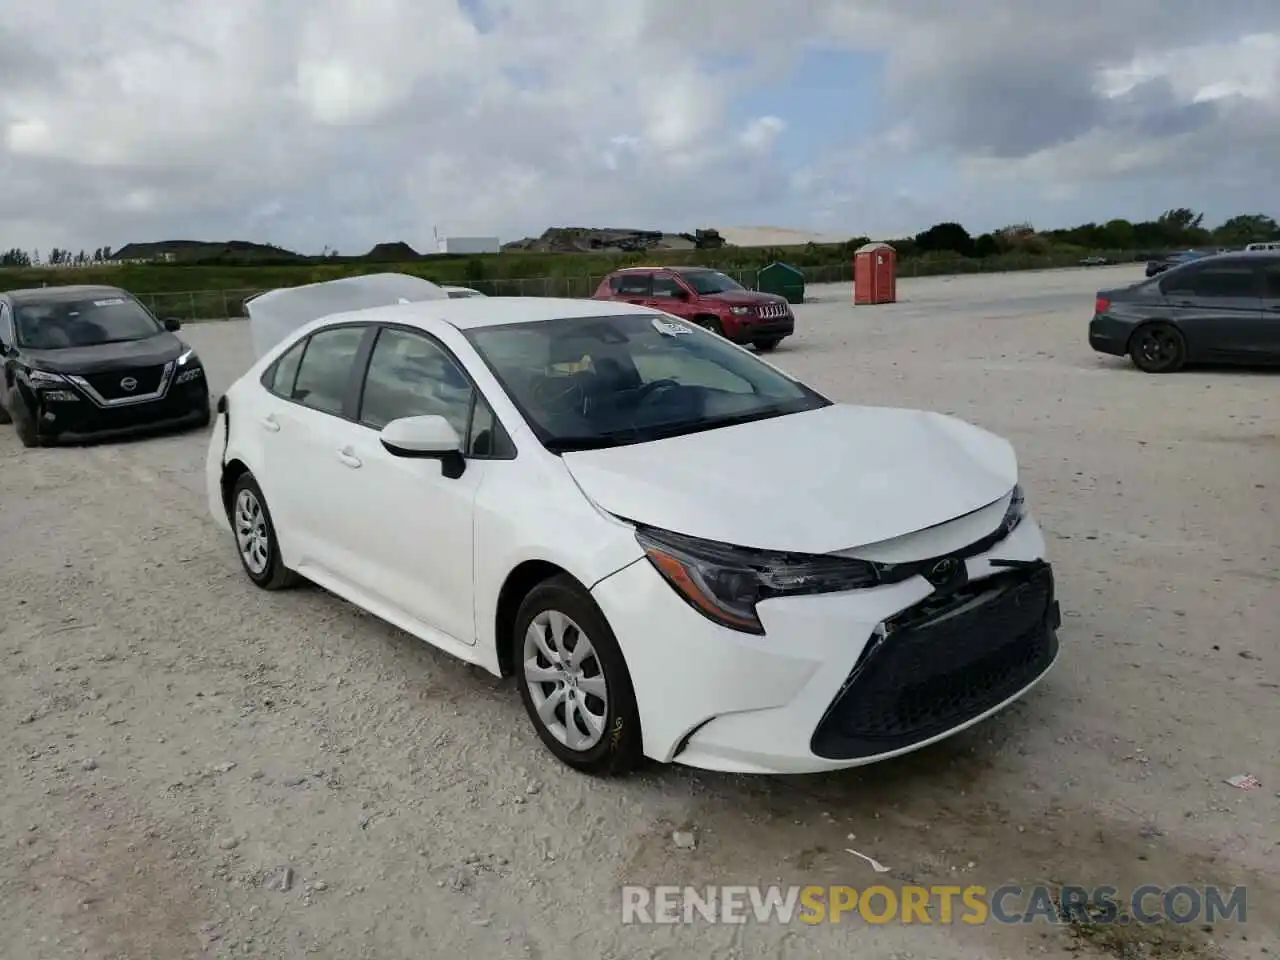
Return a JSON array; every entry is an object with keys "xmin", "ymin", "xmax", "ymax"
[
  {"xmin": 24, "ymin": 369, "xmax": 69, "ymax": 388},
  {"xmin": 729, "ymin": 306, "xmax": 751, "ymax": 315},
  {"xmin": 997, "ymin": 484, "xmax": 1027, "ymax": 538},
  {"xmin": 177, "ymin": 348, "xmax": 196, "ymax": 365},
  {"xmin": 635, "ymin": 526, "xmax": 888, "ymax": 635}
]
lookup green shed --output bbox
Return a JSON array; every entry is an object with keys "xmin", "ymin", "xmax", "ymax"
[{"xmin": 756, "ymin": 261, "xmax": 805, "ymax": 303}]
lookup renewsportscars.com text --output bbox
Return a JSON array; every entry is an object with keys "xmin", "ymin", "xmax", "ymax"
[{"xmin": 620, "ymin": 884, "xmax": 1248, "ymax": 926}]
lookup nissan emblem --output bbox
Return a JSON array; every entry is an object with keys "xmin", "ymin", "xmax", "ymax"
[{"xmin": 120, "ymin": 376, "xmax": 138, "ymax": 391}]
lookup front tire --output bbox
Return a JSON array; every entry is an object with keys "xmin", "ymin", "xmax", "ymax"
[
  {"xmin": 755, "ymin": 337, "xmax": 783, "ymax": 352},
  {"xmin": 229, "ymin": 473, "xmax": 301, "ymax": 590},
  {"xmin": 513, "ymin": 575, "xmax": 643, "ymax": 776},
  {"xmin": 8, "ymin": 389, "xmax": 40, "ymax": 446},
  {"xmin": 1129, "ymin": 322, "xmax": 1186, "ymax": 373},
  {"xmin": 693, "ymin": 315, "xmax": 725, "ymax": 337}
]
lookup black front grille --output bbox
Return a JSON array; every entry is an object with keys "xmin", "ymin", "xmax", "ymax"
[
  {"xmin": 810, "ymin": 563, "xmax": 1059, "ymax": 760},
  {"xmin": 80, "ymin": 364, "xmax": 166, "ymax": 400}
]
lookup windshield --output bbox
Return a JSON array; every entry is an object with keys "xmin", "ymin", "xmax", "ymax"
[
  {"xmin": 680, "ymin": 270, "xmax": 745, "ymax": 295},
  {"xmin": 14, "ymin": 295, "xmax": 163, "ymax": 349},
  {"xmin": 465, "ymin": 313, "xmax": 829, "ymax": 451}
]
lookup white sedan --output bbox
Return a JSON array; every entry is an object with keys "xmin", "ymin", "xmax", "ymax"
[{"xmin": 206, "ymin": 292, "xmax": 1061, "ymax": 776}]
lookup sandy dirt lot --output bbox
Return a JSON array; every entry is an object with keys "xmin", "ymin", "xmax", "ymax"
[{"xmin": 1, "ymin": 265, "xmax": 1276, "ymax": 959}]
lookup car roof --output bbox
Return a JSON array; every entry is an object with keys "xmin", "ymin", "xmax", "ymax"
[
  {"xmin": 319, "ymin": 296, "xmax": 661, "ymax": 332},
  {"xmin": 611, "ymin": 265, "xmax": 717, "ymax": 274},
  {"xmin": 3, "ymin": 284, "xmax": 131, "ymax": 305}
]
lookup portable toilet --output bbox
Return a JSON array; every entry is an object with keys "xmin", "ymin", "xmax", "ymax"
[
  {"xmin": 756, "ymin": 261, "xmax": 805, "ymax": 304},
  {"xmin": 853, "ymin": 242, "xmax": 897, "ymax": 305}
]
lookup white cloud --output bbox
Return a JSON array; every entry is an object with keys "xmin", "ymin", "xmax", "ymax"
[{"xmin": 0, "ymin": 0, "xmax": 1277, "ymax": 253}]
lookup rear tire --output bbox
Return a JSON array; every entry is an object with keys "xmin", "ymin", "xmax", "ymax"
[
  {"xmin": 229, "ymin": 473, "xmax": 301, "ymax": 590},
  {"xmin": 1129, "ymin": 322, "xmax": 1186, "ymax": 373},
  {"xmin": 513, "ymin": 575, "xmax": 644, "ymax": 776}
]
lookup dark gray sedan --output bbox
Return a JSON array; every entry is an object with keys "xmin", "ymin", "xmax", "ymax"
[{"xmin": 1089, "ymin": 251, "xmax": 1280, "ymax": 373}]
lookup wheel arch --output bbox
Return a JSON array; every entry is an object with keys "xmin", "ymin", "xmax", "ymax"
[
  {"xmin": 493, "ymin": 559, "xmax": 578, "ymax": 677},
  {"xmin": 220, "ymin": 458, "xmax": 253, "ymax": 517}
]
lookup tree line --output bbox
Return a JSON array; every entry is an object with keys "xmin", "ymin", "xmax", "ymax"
[
  {"xmin": 0, "ymin": 247, "xmax": 114, "ymax": 267},
  {"xmin": 865, "ymin": 209, "xmax": 1278, "ymax": 261},
  {"xmin": 2, "ymin": 209, "xmax": 1276, "ymax": 273}
]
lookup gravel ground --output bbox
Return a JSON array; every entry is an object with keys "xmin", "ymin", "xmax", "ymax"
[{"xmin": 1, "ymin": 265, "xmax": 1276, "ymax": 960}]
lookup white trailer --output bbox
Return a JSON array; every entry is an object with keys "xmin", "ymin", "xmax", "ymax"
[{"xmin": 437, "ymin": 236, "xmax": 500, "ymax": 255}]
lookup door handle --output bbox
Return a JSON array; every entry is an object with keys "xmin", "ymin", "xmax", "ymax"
[
  {"xmin": 261, "ymin": 414, "xmax": 280, "ymax": 432},
  {"xmin": 336, "ymin": 447, "xmax": 362, "ymax": 469}
]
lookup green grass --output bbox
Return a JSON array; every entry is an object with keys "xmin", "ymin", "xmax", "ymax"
[{"xmin": 0, "ymin": 245, "xmax": 1138, "ymax": 321}]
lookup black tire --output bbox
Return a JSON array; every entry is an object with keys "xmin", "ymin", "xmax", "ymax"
[
  {"xmin": 1129, "ymin": 322, "xmax": 1186, "ymax": 373},
  {"xmin": 693, "ymin": 315, "xmax": 725, "ymax": 337},
  {"xmin": 513, "ymin": 574, "xmax": 643, "ymax": 776},
  {"xmin": 229, "ymin": 473, "xmax": 301, "ymax": 590},
  {"xmin": 755, "ymin": 337, "xmax": 783, "ymax": 352},
  {"xmin": 9, "ymin": 388, "xmax": 40, "ymax": 446},
  {"xmin": 0, "ymin": 389, "xmax": 11, "ymax": 425}
]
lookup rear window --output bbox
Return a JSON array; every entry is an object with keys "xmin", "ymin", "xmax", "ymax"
[
  {"xmin": 1161, "ymin": 266, "xmax": 1258, "ymax": 298},
  {"xmin": 609, "ymin": 273, "xmax": 652, "ymax": 296}
]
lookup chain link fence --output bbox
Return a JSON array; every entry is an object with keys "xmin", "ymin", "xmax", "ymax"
[{"xmin": 143, "ymin": 250, "xmax": 1141, "ymax": 322}]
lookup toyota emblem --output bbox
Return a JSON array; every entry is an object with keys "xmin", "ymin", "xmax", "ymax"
[{"xmin": 120, "ymin": 376, "xmax": 138, "ymax": 392}]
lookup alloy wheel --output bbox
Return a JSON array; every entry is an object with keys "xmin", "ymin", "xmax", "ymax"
[
  {"xmin": 234, "ymin": 489, "xmax": 270, "ymax": 575},
  {"xmin": 522, "ymin": 609, "xmax": 609, "ymax": 751}
]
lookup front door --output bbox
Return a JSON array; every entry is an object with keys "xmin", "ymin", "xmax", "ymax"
[
  {"xmin": 339, "ymin": 325, "xmax": 492, "ymax": 645},
  {"xmin": 649, "ymin": 272, "xmax": 695, "ymax": 320},
  {"xmin": 1258, "ymin": 260, "xmax": 1280, "ymax": 356}
]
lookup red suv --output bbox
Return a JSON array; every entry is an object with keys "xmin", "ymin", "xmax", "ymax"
[{"xmin": 591, "ymin": 266, "xmax": 795, "ymax": 351}]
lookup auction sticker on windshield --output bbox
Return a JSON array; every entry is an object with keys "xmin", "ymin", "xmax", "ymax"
[
  {"xmin": 651, "ymin": 317, "xmax": 691, "ymax": 336},
  {"xmin": 93, "ymin": 298, "xmax": 127, "ymax": 306}
]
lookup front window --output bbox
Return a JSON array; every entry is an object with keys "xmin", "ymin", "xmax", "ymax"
[
  {"xmin": 679, "ymin": 270, "xmax": 745, "ymax": 295},
  {"xmin": 14, "ymin": 295, "xmax": 163, "ymax": 349},
  {"xmin": 464, "ymin": 313, "xmax": 829, "ymax": 451}
]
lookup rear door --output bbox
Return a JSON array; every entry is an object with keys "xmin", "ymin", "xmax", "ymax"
[
  {"xmin": 259, "ymin": 323, "xmax": 375, "ymax": 578},
  {"xmin": 612, "ymin": 272, "xmax": 653, "ymax": 306},
  {"xmin": 1158, "ymin": 260, "xmax": 1264, "ymax": 360}
]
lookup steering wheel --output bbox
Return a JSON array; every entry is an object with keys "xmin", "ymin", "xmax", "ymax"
[
  {"xmin": 634, "ymin": 378, "xmax": 681, "ymax": 403},
  {"xmin": 530, "ymin": 373, "xmax": 587, "ymax": 414}
]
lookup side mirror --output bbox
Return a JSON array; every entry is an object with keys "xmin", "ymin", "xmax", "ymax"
[
  {"xmin": 163, "ymin": 317, "xmax": 182, "ymax": 331},
  {"xmin": 671, "ymin": 288, "xmax": 690, "ymax": 299},
  {"xmin": 380, "ymin": 415, "xmax": 465, "ymax": 478}
]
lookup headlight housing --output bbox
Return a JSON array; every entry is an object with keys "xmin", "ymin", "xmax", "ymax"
[
  {"xmin": 177, "ymin": 348, "xmax": 197, "ymax": 365},
  {"xmin": 729, "ymin": 306, "xmax": 750, "ymax": 315},
  {"xmin": 635, "ymin": 526, "xmax": 890, "ymax": 635},
  {"xmin": 25, "ymin": 368, "xmax": 68, "ymax": 387},
  {"xmin": 997, "ymin": 484, "xmax": 1026, "ymax": 538}
]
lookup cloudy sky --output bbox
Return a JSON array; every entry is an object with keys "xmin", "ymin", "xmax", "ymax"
[{"xmin": 2, "ymin": 0, "xmax": 1278, "ymax": 255}]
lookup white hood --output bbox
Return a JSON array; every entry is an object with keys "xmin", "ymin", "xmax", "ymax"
[
  {"xmin": 561, "ymin": 404, "xmax": 1018, "ymax": 554},
  {"xmin": 247, "ymin": 273, "xmax": 448, "ymax": 359}
]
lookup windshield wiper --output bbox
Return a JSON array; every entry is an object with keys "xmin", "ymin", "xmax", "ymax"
[
  {"xmin": 543, "ymin": 434, "xmax": 635, "ymax": 453},
  {"xmin": 547, "ymin": 407, "xmax": 802, "ymax": 452},
  {"xmin": 640, "ymin": 407, "xmax": 795, "ymax": 441}
]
